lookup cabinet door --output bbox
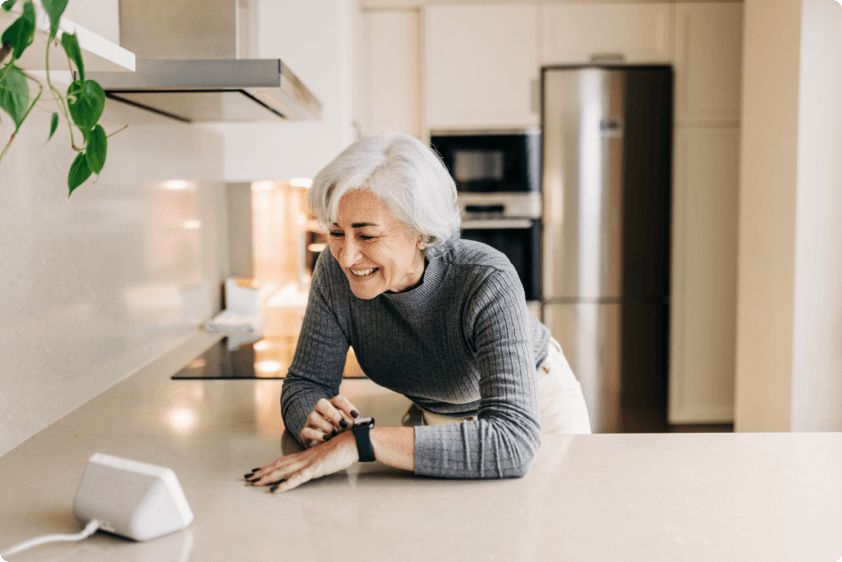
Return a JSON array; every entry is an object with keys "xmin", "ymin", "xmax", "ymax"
[
  {"xmin": 542, "ymin": 4, "xmax": 672, "ymax": 65},
  {"xmin": 674, "ymin": 3, "xmax": 744, "ymax": 125},
  {"xmin": 669, "ymin": 128, "xmax": 740, "ymax": 424},
  {"xmin": 361, "ymin": 10, "xmax": 421, "ymax": 138},
  {"xmin": 425, "ymin": 5, "xmax": 540, "ymax": 130}
]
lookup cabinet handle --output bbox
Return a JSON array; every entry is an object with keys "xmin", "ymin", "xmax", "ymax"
[
  {"xmin": 531, "ymin": 78, "xmax": 539, "ymax": 114},
  {"xmin": 600, "ymin": 117, "xmax": 624, "ymax": 138},
  {"xmin": 590, "ymin": 53, "xmax": 625, "ymax": 64}
]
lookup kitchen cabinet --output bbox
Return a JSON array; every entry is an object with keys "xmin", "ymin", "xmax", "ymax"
[
  {"xmin": 669, "ymin": 127, "xmax": 740, "ymax": 424},
  {"xmin": 541, "ymin": 3, "xmax": 672, "ymax": 65},
  {"xmin": 360, "ymin": 9, "xmax": 422, "ymax": 138},
  {"xmin": 669, "ymin": 2, "xmax": 743, "ymax": 425},
  {"xmin": 674, "ymin": 2, "xmax": 744, "ymax": 125},
  {"xmin": 425, "ymin": 4, "xmax": 540, "ymax": 131}
]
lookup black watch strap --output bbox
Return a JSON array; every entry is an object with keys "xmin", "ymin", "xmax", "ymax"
[{"xmin": 352, "ymin": 417, "xmax": 375, "ymax": 462}]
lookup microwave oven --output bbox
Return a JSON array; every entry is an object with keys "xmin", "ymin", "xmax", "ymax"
[{"xmin": 430, "ymin": 129, "xmax": 541, "ymax": 193}]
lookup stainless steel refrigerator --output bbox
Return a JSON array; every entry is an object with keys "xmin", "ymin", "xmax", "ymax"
[{"xmin": 541, "ymin": 66, "xmax": 672, "ymax": 433}]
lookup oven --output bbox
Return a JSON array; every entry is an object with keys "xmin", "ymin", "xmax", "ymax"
[
  {"xmin": 459, "ymin": 192, "xmax": 543, "ymax": 318},
  {"xmin": 432, "ymin": 130, "xmax": 543, "ymax": 318}
]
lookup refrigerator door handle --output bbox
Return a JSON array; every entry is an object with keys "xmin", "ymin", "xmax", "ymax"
[
  {"xmin": 461, "ymin": 219, "xmax": 534, "ymax": 230},
  {"xmin": 599, "ymin": 117, "xmax": 624, "ymax": 138}
]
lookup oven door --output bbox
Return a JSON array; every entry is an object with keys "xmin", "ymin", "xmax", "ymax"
[{"xmin": 460, "ymin": 218, "xmax": 542, "ymax": 304}]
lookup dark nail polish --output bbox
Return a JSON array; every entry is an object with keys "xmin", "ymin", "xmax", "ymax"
[
  {"xmin": 339, "ymin": 418, "xmax": 348, "ymax": 429},
  {"xmin": 252, "ymin": 468, "xmax": 261, "ymax": 472},
  {"xmin": 244, "ymin": 473, "xmax": 254, "ymax": 479},
  {"xmin": 351, "ymin": 410, "xmax": 359, "ymax": 418},
  {"xmin": 323, "ymin": 433, "xmax": 332, "ymax": 441},
  {"xmin": 332, "ymin": 428, "xmax": 338, "ymax": 436},
  {"xmin": 270, "ymin": 484, "xmax": 280, "ymax": 492}
]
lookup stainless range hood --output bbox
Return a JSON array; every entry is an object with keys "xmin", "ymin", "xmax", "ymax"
[
  {"xmin": 89, "ymin": 59, "xmax": 321, "ymax": 123},
  {"xmin": 87, "ymin": 0, "xmax": 322, "ymax": 123}
]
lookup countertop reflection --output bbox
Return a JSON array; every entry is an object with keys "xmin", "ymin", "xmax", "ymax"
[{"xmin": 1, "ymin": 331, "xmax": 841, "ymax": 562}]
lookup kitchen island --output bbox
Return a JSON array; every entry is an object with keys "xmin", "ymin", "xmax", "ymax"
[{"xmin": 1, "ymin": 331, "xmax": 841, "ymax": 562}]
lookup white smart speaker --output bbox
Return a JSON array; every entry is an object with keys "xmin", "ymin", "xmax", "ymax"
[{"xmin": 72, "ymin": 453, "xmax": 194, "ymax": 541}]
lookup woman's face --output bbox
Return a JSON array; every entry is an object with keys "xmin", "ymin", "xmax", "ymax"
[{"xmin": 328, "ymin": 189, "xmax": 425, "ymax": 300}]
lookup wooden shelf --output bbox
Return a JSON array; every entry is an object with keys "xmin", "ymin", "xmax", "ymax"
[{"xmin": 1, "ymin": 3, "xmax": 134, "ymax": 73}]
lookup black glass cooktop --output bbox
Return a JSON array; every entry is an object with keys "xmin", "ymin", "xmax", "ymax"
[
  {"xmin": 171, "ymin": 336, "xmax": 366, "ymax": 379},
  {"xmin": 172, "ymin": 337, "xmax": 276, "ymax": 379}
]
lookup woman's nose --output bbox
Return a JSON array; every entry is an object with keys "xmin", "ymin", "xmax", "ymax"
[{"xmin": 338, "ymin": 238, "xmax": 360, "ymax": 267}]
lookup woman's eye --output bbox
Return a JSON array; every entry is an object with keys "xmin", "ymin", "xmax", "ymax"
[
  {"xmin": 329, "ymin": 231, "xmax": 343, "ymax": 238},
  {"xmin": 359, "ymin": 235, "xmax": 375, "ymax": 241}
]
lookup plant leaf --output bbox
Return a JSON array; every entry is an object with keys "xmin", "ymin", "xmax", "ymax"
[
  {"xmin": 41, "ymin": 0, "xmax": 68, "ymax": 37},
  {"xmin": 85, "ymin": 124, "xmax": 106, "ymax": 173},
  {"xmin": 60, "ymin": 32, "xmax": 84, "ymax": 83},
  {"xmin": 67, "ymin": 80, "xmax": 104, "ymax": 130},
  {"xmin": 0, "ymin": 64, "xmax": 29, "ymax": 127},
  {"xmin": 1, "ymin": 2, "xmax": 36, "ymax": 59},
  {"xmin": 1, "ymin": 0, "xmax": 18, "ymax": 12},
  {"xmin": 68, "ymin": 151, "xmax": 92, "ymax": 195},
  {"xmin": 48, "ymin": 111, "xmax": 58, "ymax": 140}
]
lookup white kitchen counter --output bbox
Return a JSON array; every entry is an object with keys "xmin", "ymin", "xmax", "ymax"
[{"xmin": 1, "ymin": 331, "xmax": 841, "ymax": 562}]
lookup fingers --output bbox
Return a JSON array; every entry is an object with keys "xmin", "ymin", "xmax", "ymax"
[
  {"xmin": 247, "ymin": 457, "xmax": 297, "ymax": 487},
  {"xmin": 330, "ymin": 395, "xmax": 360, "ymax": 421},
  {"xmin": 307, "ymin": 403, "xmax": 337, "ymax": 435},
  {"xmin": 300, "ymin": 426, "xmax": 330, "ymax": 448},
  {"xmin": 301, "ymin": 396, "xmax": 359, "ymax": 446},
  {"xmin": 245, "ymin": 432, "xmax": 358, "ymax": 493},
  {"xmin": 315, "ymin": 398, "xmax": 350, "ymax": 431},
  {"xmin": 270, "ymin": 470, "xmax": 309, "ymax": 493},
  {"xmin": 245, "ymin": 461, "xmax": 313, "ymax": 493}
]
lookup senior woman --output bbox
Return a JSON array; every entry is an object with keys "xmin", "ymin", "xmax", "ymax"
[{"xmin": 246, "ymin": 132, "xmax": 591, "ymax": 493}]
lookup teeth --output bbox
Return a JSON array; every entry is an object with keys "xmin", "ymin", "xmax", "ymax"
[{"xmin": 351, "ymin": 268, "xmax": 376, "ymax": 277}]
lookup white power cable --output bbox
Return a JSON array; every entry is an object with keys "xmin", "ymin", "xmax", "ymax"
[{"xmin": 0, "ymin": 519, "xmax": 100, "ymax": 558}]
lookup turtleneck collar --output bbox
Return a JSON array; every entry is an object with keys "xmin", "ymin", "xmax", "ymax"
[{"xmin": 380, "ymin": 237, "xmax": 454, "ymax": 309}]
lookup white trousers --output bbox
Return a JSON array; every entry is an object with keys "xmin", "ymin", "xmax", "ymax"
[{"xmin": 419, "ymin": 338, "xmax": 592, "ymax": 434}]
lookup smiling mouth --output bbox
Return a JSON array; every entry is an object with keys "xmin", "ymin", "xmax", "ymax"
[{"xmin": 351, "ymin": 268, "xmax": 377, "ymax": 277}]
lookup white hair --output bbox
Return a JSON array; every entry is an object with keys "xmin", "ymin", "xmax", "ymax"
[{"xmin": 308, "ymin": 132, "xmax": 461, "ymax": 247}]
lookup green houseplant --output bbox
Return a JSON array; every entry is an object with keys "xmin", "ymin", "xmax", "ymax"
[{"xmin": 0, "ymin": 0, "xmax": 119, "ymax": 195}]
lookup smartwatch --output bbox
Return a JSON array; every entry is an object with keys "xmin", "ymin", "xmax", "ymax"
[{"xmin": 351, "ymin": 417, "xmax": 376, "ymax": 462}]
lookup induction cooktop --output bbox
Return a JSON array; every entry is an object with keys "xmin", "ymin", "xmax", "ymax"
[{"xmin": 171, "ymin": 336, "xmax": 366, "ymax": 379}]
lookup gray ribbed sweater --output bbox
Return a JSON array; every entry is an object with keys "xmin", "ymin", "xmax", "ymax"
[{"xmin": 280, "ymin": 238, "xmax": 549, "ymax": 478}]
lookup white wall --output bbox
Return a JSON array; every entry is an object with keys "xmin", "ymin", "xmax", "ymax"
[
  {"xmin": 204, "ymin": 0, "xmax": 357, "ymax": 181},
  {"xmin": 790, "ymin": 0, "xmax": 842, "ymax": 431},
  {"xmin": 0, "ymin": 16, "xmax": 230, "ymax": 455},
  {"xmin": 62, "ymin": 0, "xmax": 120, "ymax": 45},
  {"xmin": 735, "ymin": 0, "xmax": 842, "ymax": 432}
]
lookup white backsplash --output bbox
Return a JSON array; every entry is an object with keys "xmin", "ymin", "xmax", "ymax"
[{"xmin": 0, "ymin": 96, "xmax": 229, "ymax": 456}]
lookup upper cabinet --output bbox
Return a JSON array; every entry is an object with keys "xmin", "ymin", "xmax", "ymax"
[
  {"xmin": 674, "ymin": 2, "xmax": 744, "ymax": 125},
  {"xmin": 542, "ymin": 3, "xmax": 672, "ymax": 65},
  {"xmin": 360, "ymin": 9, "xmax": 422, "ymax": 138},
  {"xmin": 402, "ymin": 2, "xmax": 744, "ymax": 133},
  {"xmin": 425, "ymin": 5, "xmax": 540, "ymax": 131}
]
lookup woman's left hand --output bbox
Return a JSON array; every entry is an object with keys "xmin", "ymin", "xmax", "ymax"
[{"xmin": 246, "ymin": 431, "xmax": 359, "ymax": 493}]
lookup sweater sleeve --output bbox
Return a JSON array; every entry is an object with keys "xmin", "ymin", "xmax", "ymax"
[
  {"xmin": 413, "ymin": 266, "xmax": 542, "ymax": 479},
  {"xmin": 280, "ymin": 253, "xmax": 350, "ymax": 445}
]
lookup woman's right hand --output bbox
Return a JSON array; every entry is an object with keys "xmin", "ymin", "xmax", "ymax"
[{"xmin": 300, "ymin": 395, "xmax": 360, "ymax": 449}]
